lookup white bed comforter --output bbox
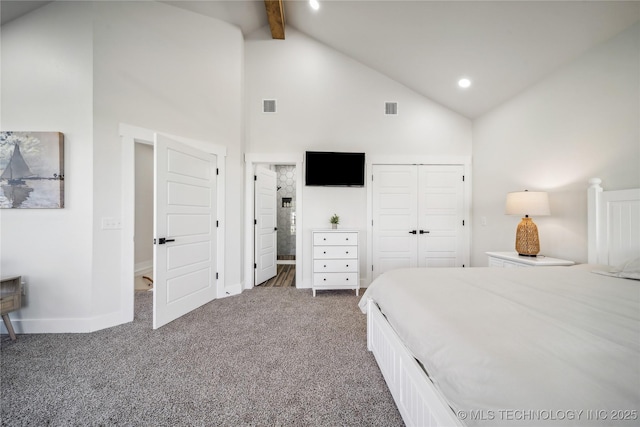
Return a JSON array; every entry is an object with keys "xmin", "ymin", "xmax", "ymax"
[{"xmin": 359, "ymin": 265, "xmax": 640, "ymax": 426}]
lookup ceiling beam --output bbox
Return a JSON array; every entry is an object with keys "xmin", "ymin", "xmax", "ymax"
[{"xmin": 264, "ymin": 0, "xmax": 285, "ymax": 40}]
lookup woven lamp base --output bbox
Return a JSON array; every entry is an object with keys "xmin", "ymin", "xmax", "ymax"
[{"xmin": 515, "ymin": 217, "xmax": 540, "ymax": 256}]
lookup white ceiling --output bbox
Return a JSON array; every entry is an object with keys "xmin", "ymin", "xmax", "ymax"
[{"xmin": 3, "ymin": 1, "xmax": 639, "ymax": 118}]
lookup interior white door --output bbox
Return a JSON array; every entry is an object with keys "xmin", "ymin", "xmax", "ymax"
[
  {"xmin": 372, "ymin": 164, "xmax": 418, "ymax": 279},
  {"xmin": 372, "ymin": 164, "xmax": 465, "ymax": 279},
  {"xmin": 153, "ymin": 133, "xmax": 217, "ymax": 329},
  {"xmin": 417, "ymin": 165, "xmax": 465, "ymax": 267},
  {"xmin": 254, "ymin": 167, "xmax": 277, "ymax": 285}
]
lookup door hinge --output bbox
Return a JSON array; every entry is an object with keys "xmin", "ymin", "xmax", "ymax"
[
  {"xmin": 254, "ymin": 175, "xmax": 257, "ymax": 181},
  {"xmin": 371, "ymin": 175, "xmax": 374, "ymax": 181},
  {"xmin": 462, "ymin": 264, "xmax": 465, "ymax": 268},
  {"xmin": 216, "ymin": 168, "xmax": 219, "ymax": 175},
  {"xmin": 254, "ymin": 219, "xmax": 257, "ymax": 225},
  {"xmin": 216, "ymin": 220, "xmax": 219, "ymax": 227},
  {"xmin": 216, "ymin": 272, "xmax": 219, "ymax": 279},
  {"xmin": 254, "ymin": 263, "xmax": 257, "ymax": 269},
  {"xmin": 462, "ymin": 175, "xmax": 465, "ymax": 182},
  {"xmin": 462, "ymin": 220, "xmax": 465, "ymax": 226},
  {"xmin": 372, "ymin": 265, "xmax": 374, "ymax": 271}
]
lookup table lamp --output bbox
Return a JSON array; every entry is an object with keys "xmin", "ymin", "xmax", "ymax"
[{"xmin": 505, "ymin": 190, "xmax": 550, "ymax": 257}]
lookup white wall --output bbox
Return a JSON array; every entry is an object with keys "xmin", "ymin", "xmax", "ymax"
[
  {"xmin": 91, "ymin": 1, "xmax": 244, "ymax": 320},
  {"xmin": 472, "ymin": 23, "xmax": 640, "ymax": 266},
  {"xmin": 1, "ymin": 1, "xmax": 244, "ymax": 332},
  {"xmin": 245, "ymin": 27, "xmax": 472, "ymax": 287},
  {"xmin": 1, "ymin": 2, "xmax": 94, "ymax": 331}
]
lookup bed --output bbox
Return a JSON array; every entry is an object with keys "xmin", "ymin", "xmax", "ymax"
[{"xmin": 359, "ymin": 178, "xmax": 640, "ymax": 426}]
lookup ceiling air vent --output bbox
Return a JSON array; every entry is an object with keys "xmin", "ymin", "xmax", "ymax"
[
  {"xmin": 385, "ymin": 102, "xmax": 398, "ymax": 115},
  {"xmin": 263, "ymin": 99, "xmax": 277, "ymax": 113}
]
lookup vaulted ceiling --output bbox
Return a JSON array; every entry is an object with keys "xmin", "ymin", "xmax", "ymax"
[{"xmin": 2, "ymin": 1, "xmax": 638, "ymax": 118}]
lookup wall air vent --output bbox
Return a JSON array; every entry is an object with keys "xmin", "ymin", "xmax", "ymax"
[
  {"xmin": 263, "ymin": 99, "xmax": 277, "ymax": 113},
  {"xmin": 385, "ymin": 102, "xmax": 398, "ymax": 115}
]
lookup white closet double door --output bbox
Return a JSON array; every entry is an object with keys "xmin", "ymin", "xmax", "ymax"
[{"xmin": 372, "ymin": 164, "xmax": 465, "ymax": 279}]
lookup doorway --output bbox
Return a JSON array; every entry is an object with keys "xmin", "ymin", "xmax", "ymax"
[
  {"xmin": 120, "ymin": 124, "xmax": 227, "ymax": 329},
  {"xmin": 134, "ymin": 142, "xmax": 154, "ymax": 293},
  {"xmin": 244, "ymin": 153, "xmax": 303, "ymax": 290},
  {"xmin": 253, "ymin": 164, "xmax": 297, "ymax": 287},
  {"xmin": 275, "ymin": 165, "xmax": 297, "ymax": 266},
  {"xmin": 255, "ymin": 164, "xmax": 297, "ymax": 287}
]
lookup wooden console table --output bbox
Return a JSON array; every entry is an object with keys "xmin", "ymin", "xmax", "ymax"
[{"xmin": 1, "ymin": 276, "xmax": 22, "ymax": 341}]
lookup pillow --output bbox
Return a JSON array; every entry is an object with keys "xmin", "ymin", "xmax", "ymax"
[{"xmin": 593, "ymin": 257, "xmax": 640, "ymax": 280}]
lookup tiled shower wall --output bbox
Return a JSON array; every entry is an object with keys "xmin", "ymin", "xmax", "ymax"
[{"xmin": 277, "ymin": 165, "xmax": 296, "ymax": 258}]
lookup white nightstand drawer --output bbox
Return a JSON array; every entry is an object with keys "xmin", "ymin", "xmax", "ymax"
[
  {"xmin": 503, "ymin": 260, "xmax": 525, "ymax": 268},
  {"xmin": 489, "ymin": 258, "xmax": 504, "ymax": 268},
  {"xmin": 313, "ymin": 232, "xmax": 358, "ymax": 246},
  {"xmin": 314, "ymin": 259, "xmax": 358, "ymax": 273},
  {"xmin": 313, "ymin": 272, "xmax": 358, "ymax": 287},
  {"xmin": 313, "ymin": 246, "xmax": 358, "ymax": 259}
]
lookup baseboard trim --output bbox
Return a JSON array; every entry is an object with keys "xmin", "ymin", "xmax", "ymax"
[
  {"xmin": 135, "ymin": 260, "xmax": 153, "ymax": 276},
  {"xmin": 1, "ymin": 311, "xmax": 133, "ymax": 335},
  {"xmin": 1, "ymin": 317, "xmax": 91, "ymax": 334}
]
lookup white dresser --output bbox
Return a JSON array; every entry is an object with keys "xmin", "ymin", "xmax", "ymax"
[
  {"xmin": 312, "ymin": 230, "xmax": 359, "ymax": 296},
  {"xmin": 486, "ymin": 251, "xmax": 574, "ymax": 268}
]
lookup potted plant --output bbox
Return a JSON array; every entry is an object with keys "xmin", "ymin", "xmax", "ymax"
[{"xmin": 330, "ymin": 214, "xmax": 340, "ymax": 229}]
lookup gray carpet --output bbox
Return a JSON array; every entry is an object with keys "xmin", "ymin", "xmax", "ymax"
[{"xmin": 1, "ymin": 288, "xmax": 404, "ymax": 426}]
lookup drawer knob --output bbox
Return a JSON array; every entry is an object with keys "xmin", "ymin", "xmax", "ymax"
[
  {"xmin": 323, "ymin": 251, "xmax": 326, "ymax": 254},
  {"xmin": 346, "ymin": 278, "xmax": 349, "ymax": 281},
  {"xmin": 346, "ymin": 238, "xmax": 349, "ymax": 241},
  {"xmin": 323, "ymin": 238, "xmax": 326, "ymax": 241},
  {"xmin": 346, "ymin": 251, "xmax": 349, "ymax": 254},
  {"xmin": 346, "ymin": 264, "xmax": 349, "ymax": 267},
  {"xmin": 323, "ymin": 278, "xmax": 326, "ymax": 281},
  {"xmin": 324, "ymin": 265, "xmax": 327, "ymax": 268}
]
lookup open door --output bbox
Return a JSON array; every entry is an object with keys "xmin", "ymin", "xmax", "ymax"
[
  {"xmin": 153, "ymin": 133, "xmax": 217, "ymax": 329},
  {"xmin": 254, "ymin": 167, "xmax": 277, "ymax": 285}
]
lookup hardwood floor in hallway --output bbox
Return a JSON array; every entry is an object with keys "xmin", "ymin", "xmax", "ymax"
[{"xmin": 258, "ymin": 264, "xmax": 295, "ymax": 287}]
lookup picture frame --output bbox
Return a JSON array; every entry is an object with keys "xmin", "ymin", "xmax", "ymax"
[{"xmin": 0, "ymin": 131, "xmax": 64, "ymax": 209}]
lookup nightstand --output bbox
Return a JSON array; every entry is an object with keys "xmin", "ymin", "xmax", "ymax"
[{"xmin": 486, "ymin": 252, "xmax": 574, "ymax": 268}]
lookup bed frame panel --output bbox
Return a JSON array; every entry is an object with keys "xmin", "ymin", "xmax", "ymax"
[
  {"xmin": 367, "ymin": 298, "xmax": 463, "ymax": 427},
  {"xmin": 368, "ymin": 178, "xmax": 640, "ymax": 427}
]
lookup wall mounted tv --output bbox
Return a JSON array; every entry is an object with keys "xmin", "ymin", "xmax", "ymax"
[{"xmin": 305, "ymin": 151, "xmax": 365, "ymax": 187}]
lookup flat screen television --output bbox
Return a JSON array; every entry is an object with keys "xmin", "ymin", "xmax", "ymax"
[{"xmin": 305, "ymin": 151, "xmax": 365, "ymax": 187}]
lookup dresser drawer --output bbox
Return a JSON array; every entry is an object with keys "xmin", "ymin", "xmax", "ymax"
[
  {"xmin": 313, "ymin": 259, "xmax": 358, "ymax": 273},
  {"xmin": 313, "ymin": 232, "xmax": 358, "ymax": 246},
  {"xmin": 313, "ymin": 246, "xmax": 358, "ymax": 259},
  {"xmin": 313, "ymin": 272, "xmax": 358, "ymax": 287}
]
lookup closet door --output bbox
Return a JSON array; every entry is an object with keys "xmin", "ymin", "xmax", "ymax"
[
  {"xmin": 372, "ymin": 164, "xmax": 465, "ymax": 280},
  {"xmin": 416, "ymin": 165, "xmax": 465, "ymax": 267},
  {"xmin": 372, "ymin": 165, "xmax": 418, "ymax": 279}
]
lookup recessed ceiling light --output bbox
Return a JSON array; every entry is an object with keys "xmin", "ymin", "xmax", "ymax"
[
  {"xmin": 458, "ymin": 78, "xmax": 471, "ymax": 89},
  {"xmin": 309, "ymin": 0, "xmax": 320, "ymax": 11}
]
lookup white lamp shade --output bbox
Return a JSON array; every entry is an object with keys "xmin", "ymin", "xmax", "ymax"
[{"xmin": 505, "ymin": 191, "xmax": 550, "ymax": 216}]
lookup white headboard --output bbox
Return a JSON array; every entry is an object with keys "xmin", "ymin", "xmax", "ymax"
[{"xmin": 588, "ymin": 178, "xmax": 640, "ymax": 266}]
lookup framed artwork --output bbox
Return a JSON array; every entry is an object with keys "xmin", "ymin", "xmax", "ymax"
[{"xmin": 0, "ymin": 131, "xmax": 64, "ymax": 209}]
